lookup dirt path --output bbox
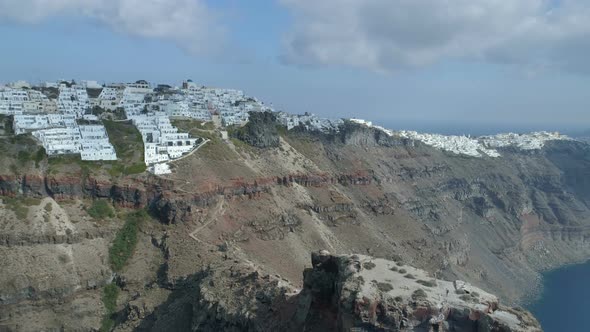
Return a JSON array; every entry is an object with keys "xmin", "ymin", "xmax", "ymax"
[{"xmin": 189, "ymin": 199, "xmax": 225, "ymax": 242}]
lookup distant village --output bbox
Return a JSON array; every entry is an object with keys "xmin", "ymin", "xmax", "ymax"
[
  {"xmin": 0, "ymin": 79, "xmax": 344, "ymax": 174},
  {"xmin": 0, "ymin": 79, "xmax": 571, "ymax": 174}
]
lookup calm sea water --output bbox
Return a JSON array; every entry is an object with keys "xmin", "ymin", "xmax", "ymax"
[{"xmin": 528, "ymin": 261, "xmax": 590, "ymax": 332}]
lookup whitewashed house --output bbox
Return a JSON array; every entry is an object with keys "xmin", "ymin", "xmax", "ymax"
[
  {"xmin": 78, "ymin": 125, "xmax": 117, "ymax": 160},
  {"xmin": 131, "ymin": 114, "xmax": 199, "ymax": 166},
  {"xmin": 57, "ymin": 84, "xmax": 89, "ymax": 117}
]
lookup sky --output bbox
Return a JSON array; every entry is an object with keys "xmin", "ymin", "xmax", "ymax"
[{"xmin": 0, "ymin": 0, "xmax": 589, "ymax": 135}]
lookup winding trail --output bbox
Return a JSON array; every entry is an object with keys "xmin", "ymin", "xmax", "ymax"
[{"xmin": 189, "ymin": 199, "xmax": 225, "ymax": 242}]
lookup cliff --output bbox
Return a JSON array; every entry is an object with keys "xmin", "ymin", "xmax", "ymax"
[
  {"xmin": 1, "ymin": 122, "xmax": 590, "ymax": 331},
  {"xmin": 118, "ymin": 251, "xmax": 541, "ymax": 332},
  {"xmin": 299, "ymin": 251, "xmax": 541, "ymax": 331}
]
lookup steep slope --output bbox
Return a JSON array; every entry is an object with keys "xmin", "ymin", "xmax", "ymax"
[
  {"xmin": 116, "ymin": 251, "xmax": 542, "ymax": 331},
  {"xmin": 0, "ymin": 121, "xmax": 589, "ymax": 330}
]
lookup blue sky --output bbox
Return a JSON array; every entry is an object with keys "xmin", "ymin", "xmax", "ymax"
[{"xmin": 1, "ymin": 0, "xmax": 589, "ymax": 134}]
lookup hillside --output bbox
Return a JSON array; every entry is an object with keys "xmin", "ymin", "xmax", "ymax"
[{"xmin": 1, "ymin": 119, "xmax": 589, "ymax": 331}]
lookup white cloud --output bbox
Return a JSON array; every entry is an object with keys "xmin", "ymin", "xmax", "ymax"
[
  {"xmin": 280, "ymin": 0, "xmax": 590, "ymax": 72},
  {"xmin": 0, "ymin": 0, "xmax": 225, "ymax": 55}
]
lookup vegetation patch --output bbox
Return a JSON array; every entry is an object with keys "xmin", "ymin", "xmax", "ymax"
[
  {"xmin": 22, "ymin": 197, "xmax": 41, "ymax": 206},
  {"xmin": 404, "ymin": 273, "xmax": 416, "ymax": 279},
  {"xmin": 34, "ymin": 147, "xmax": 46, "ymax": 168},
  {"xmin": 2, "ymin": 197, "xmax": 29, "ymax": 220},
  {"xmin": 44, "ymin": 202, "xmax": 53, "ymax": 212},
  {"xmin": 398, "ymin": 268, "xmax": 407, "ymax": 274},
  {"xmin": 103, "ymin": 120, "xmax": 146, "ymax": 174},
  {"xmin": 376, "ymin": 282, "xmax": 394, "ymax": 292},
  {"xmin": 362, "ymin": 261, "xmax": 376, "ymax": 270},
  {"xmin": 87, "ymin": 200, "xmax": 115, "ymax": 220},
  {"xmin": 411, "ymin": 289, "xmax": 428, "ymax": 300},
  {"xmin": 0, "ymin": 130, "xmax": 45, "ymax": 170},
  {"xmin": 416, "ymin": 279, "xmax": 437, "ymax": 287},
  {"xmin": 100, "ymin": 283, "xmax": 119, "ymax": 332},
  {"xmin": 109, "ymin": 210, "xmax": 149, "ymax": 271}
]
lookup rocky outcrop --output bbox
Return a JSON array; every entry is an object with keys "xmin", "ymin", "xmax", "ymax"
[
  {"xmin": 298, "ymin": 251, "xmax": 542, "ymax": 332},
  {"xmin": 126, "ymin": 259, "xmax": 297, "ymax": 332},
  {"xmin": 233, "ymin": 111, "xmax": 281, "ymax": 148},
  {"xmin": 336, "ymin": 121, "xmax": 414, "ymax": 147},
  {"xmin": 126, "ymin": 251, "xmax": 541, "ymax": 332}
]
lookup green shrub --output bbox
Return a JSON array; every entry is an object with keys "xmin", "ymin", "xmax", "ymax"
[
  {"xmin": 124, "ymin": 163, "xmax": 146, "ymax": 175},
  {"xmin": 108, "ymin": 210, "xmax": 148, "ymax": 271},
  {"xmin": 376, "ymin": 282, "xmax": 394, "ymax": 292},
  {"xmin": 44, "ymin": 202, "xmax": 53, "ymax": 212},
  {"xmin": 87, "ymin": 200, "xmax": 115, "ymax": 219},
  {"xmin": 412, "ymin": 289, "xmax": 428, "ymax": 300},
  {"xmin": 404, "ymin": 273, "xmax": 416, "ymax": 279},
  {"xmin": 100, "ymin": 283, "xmax": 119, "ymax": 332},
  {"xmin": 34, "ymin": 148, "xmax": 46, "ymax": 168},
  {"xmin": 362, "ymin": 261, "xmax": 376, "ymax": 270},
  {"xmin": 416, "ymin": 279, "xmax": 437, "ymax": 287},
  {"xmin": 17, "ymin": 150, "xmax": 31, "ymax": 166}
]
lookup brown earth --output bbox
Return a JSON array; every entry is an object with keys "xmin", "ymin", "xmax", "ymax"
[{"xmin": 1, "ymin": 123, "xmax": 589, "ymax": 331}]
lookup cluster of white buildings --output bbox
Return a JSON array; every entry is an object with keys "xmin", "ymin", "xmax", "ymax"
[
  {"xmin": 130, "ymin": 114, "xmax": 199, "ymax": 168},
  {"xmin": 182, "ymin": 80, "xmax": 271, "ymax": 126},
  {"xmin": 349, "ymin": 119, "xmax": 570, "ymax": 158},
  {"xmin": 13, "ymin": 113, "xmax": 117, "ymax": 160},
  {"xmin": 57, "ymin": 85, "xmax": 90, "ymax": 117},
  {"xmin": 5, "ymin": 81, "xmax": 117, "ymax": 161},
  {"xmin": 480, "ymin": 132, "xmax": 569, "ymax": 150},
  {"xmin": 8, "ymin": 78, "xmax": 574, "ymax": 173},
  {"xmin": 0, "ymin": 86, "xmax": 57, "ymax": 115},
  {"xmin": 398, "ymin": 130, "xmax": 501, "ymax": 157}
]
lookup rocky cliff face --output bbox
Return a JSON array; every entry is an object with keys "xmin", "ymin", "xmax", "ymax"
[
  {"xmin": 299, "ymin": 251, "xmax": 541, "ymax": 332},
  {"xmin": 1, "ymin": 123, "xmax": 590, "ymax": 331},
  {"xmin": 232, "ymin": 111, "xmax": 281, "ymax": 148},
  {"xmin": 117, "ymin": 250, "xmax": 541, "ymax": 332}
]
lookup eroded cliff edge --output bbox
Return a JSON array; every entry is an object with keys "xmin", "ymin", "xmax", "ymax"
[
  {"xmin": 126, "ymin": 251, "xmax": 541, "ymax": 331},
  {"xmin": 1, "ymin": 122, "xmax": 589, "ymax": 330}
]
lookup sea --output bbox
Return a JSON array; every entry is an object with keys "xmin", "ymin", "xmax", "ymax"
[{"xmin": 527, "ymin": 261, "xmax": 590, "ymax": 332}]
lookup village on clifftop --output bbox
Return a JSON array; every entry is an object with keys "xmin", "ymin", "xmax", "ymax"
[{"xmin": 0, "ymin": 79, "xmax": 571, "ymax": 175}]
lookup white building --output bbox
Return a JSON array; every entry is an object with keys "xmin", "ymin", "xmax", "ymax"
[
  {"xmin": 57, "ymin": 84, "xmax": 89, "ymax": 117},
  {"xmin": 120, "ymin": 87, "xmax": 148, "ymax": 118},
  {"xmin": 97, "ymin": 87, "xmax": 122, "ymax": 111},
  {"xmin": 0, "ymin": 87, "xmax": 29, "ymax": 115},
  {"xmin": 33, "ymin": 127, "xmax": 82, "ymax": 155},
  {"xmin": 78, "ymin": 125, "xmax": 117, "ymax": 160},
  {"xmin": 13, "ymin": 114, "xmax": 76, "ymax": 134},
  {"xmin": 131, "ymin": 114, "xmax": 199, "ymax": 166},
  {"xmin": 480, "ymin": 132, "xmax": 569, "ymax": 150},
  {"xmin": 15, "ymin": 113, "xmax": 117, "ymax": 161}
]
